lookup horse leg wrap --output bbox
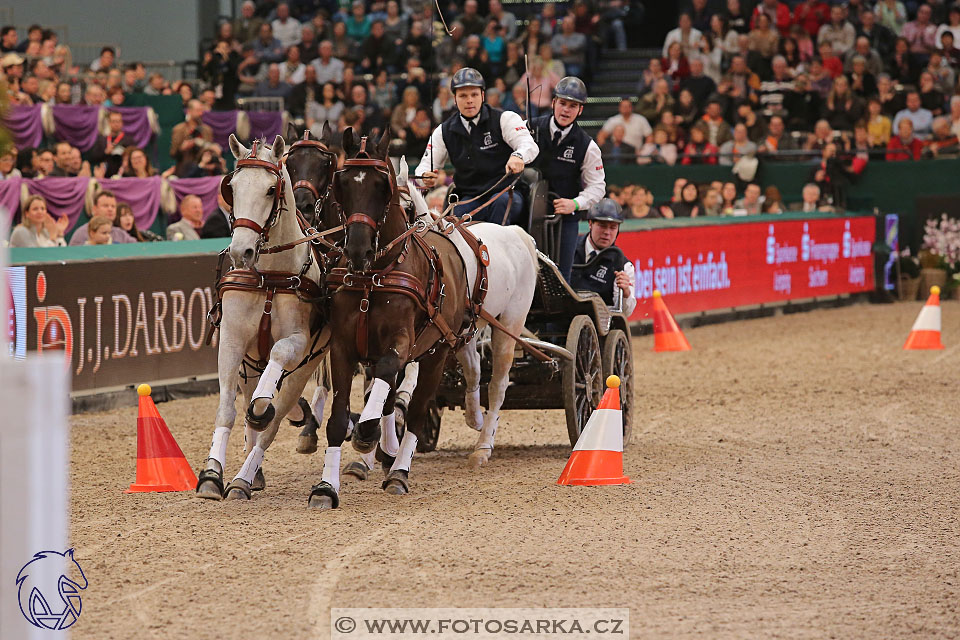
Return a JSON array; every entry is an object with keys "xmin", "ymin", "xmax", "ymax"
[
  {"xmin": 359, "ymin": 378, "xmax": 390, "ymax": 424},
  {"xmin": 396, "ymin": 362, "xmax": 420, "ymax": 401},
  {"xmin": 252, "ymin": 360, "xmax": 284, "ymax": 401},
  {"xmin": 208, "ymin": 427, "xmax": 231, "ymax": 469},
  {"xmin": 310, "ymin": 386, "xmax": 328, "ymax": 422},
  {"xmin": 321, "ymin": 446, "xmax": 342, "ymax": 492},
  {"xmin": 380, "ymin": 412, "xmax": 399, "ymax": 457},
  {"xmin": 390, "ymin": 431, "xmax": 418, "ymax": 473},
  {"xmin": 359, "ymin": 448, "xmax": 377, "ymax": 471},
  {"xmin": 235, "ymin": 445, "xmax": 265, "ymax": 484}
]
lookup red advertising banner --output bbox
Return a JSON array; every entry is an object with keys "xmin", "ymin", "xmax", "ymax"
[{"xmin": 619, "ymin": 216, "xmax": 877, "ymax": 320}]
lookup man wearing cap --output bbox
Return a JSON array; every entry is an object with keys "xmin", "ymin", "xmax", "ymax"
[
  {"xmin": 417, "ymin": 66, "xmax": 538, "ymax": 224},
  {"xmin": 571, "ymin": 198, "xmax": 636, "ymax": 316},
  {"xmin": 528, "ymin": 76, "xmax": 606, "ymax": 282}
]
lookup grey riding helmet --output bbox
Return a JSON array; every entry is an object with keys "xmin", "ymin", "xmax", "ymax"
[
  {"xmin": 554, "ymin": 76, "xmax": 587, "ymax": 104},
  {"xmin": 451, "ymin": 67, "xmax": 485, "ymax": 92},
  {"xmin": 587, "ymin": 198, "xmax": 625, "ymax": 224}
]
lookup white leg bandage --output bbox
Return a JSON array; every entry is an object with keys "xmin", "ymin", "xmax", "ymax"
[
  {"xmin": 321, "ymin": 446, "xmax": 342, "ymax": 492},
  {"xmin": 380, "ymin": 412, "xmax": 399, "ymax": 457},
  {"xmin": 359, "ymin": 449, "xmax": 377, "ymax": 470},
  {"xmin": 208, "ymin": 426, "xmax": 231, "ymax": 468},
  {"xmin": 397, "ymin": 362, "xmax": 419, "ymax": 398},
  {"xmin": 252, "ymin": 360, "xmax": 284, "ymax": 401},
  {"xmin": 359, "ymin": 378, "xmax": 390, "ymax": 423},
  {"xmin": 310, "ymin": 386, "xmax": 327, "ymax": 422},
  {"xmin": 235, "ymin": 445, "xmax": 265, "ymax": 484},
  {"xmin": 390, "ymin": 431, "xmax": 418, "ymax": 473}
]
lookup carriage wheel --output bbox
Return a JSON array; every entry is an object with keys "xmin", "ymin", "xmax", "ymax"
[
  {"xmin": 562, "ymin": 315, "xmax": 603, "ymax": 448},
  {"xmin": 601, "ymin": 329, "xmax": 633, "ymax": 447},
  {"xmin": 416, "ymin": 399, "xmax": 443, "ymax": 453}
]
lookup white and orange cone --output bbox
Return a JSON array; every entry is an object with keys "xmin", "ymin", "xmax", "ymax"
[
  {"xmin": 903, "ymin": 286, "xmax": 944, "ymax": 350},
  {"xmin": 652, "ymin": 290, "xmax": 691, "ymax": 352},
  {"xmin": 557, "ymin": 375, "xmax": 631, "ymax": 486}
]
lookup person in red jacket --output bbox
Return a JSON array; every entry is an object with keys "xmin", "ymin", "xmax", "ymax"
[
  {"xmin": 793, "ymin": 0, "xmax": 830, "ymax": 39},
  {"xmin": 681, "ymin": 126, "xmax": 719, "ymax": 164},
  {"xmin": 751, "ymin": 0, "xmax": 792, "ymax": 37},
  {"xmin": 886, "ymin": 118, "xmax": 924, "ymax": 161}
]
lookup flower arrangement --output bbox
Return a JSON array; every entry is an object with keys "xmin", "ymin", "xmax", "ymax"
[
  {"xmin": 921, "ymin": 214, "xmax": 960, "ymax": 276},
  {"xmin": 895, "ymin": 248, "xmax": 921, "ymax": 279}
]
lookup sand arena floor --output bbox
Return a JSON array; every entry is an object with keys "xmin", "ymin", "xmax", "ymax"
[{"xmin": 68, "ymin": 302, "xmax": 960, "ymax": 639}]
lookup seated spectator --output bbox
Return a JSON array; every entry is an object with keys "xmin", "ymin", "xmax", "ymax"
[
  {"xmin": 876, "ymin": 0, "xmax": 907, "ymax": 36},
  {"xmin": 550, "ymin": 16, "xmax": 586, "ymax": 77},
  {"xmin": 887, "ymin": 37, "xmax": 918, "ymax": 85},
  {"xmin": 719, "ymin": 181, "xmax": 739, "ymax": 215},
  {"xmin": 624, "ymin": 185, "xmax": 658, "ymax": 219},
  {"xmin": 936, "ymin": 5, "xmax": 960, "ymax": 44},
  {"xmin": 34, "ymin": 149, "xmax": 54, "ymax": 179},
  {"xmin": 789, "ymin": 183, "xmax": 833, "ymax": 212},
  {"xmin": 252, "ymin": 23, "xmax": 284, "ymax": 64},
  {"xmin": 89, "ymin": 111, "xmax": 128, "ymax": 176},
  {"xmin": 457, "ymin": 0, "xmax": 485, "ymax": 37},
  {"xmin": 682, "ymin": 122, "xmax": 719, "ymax": 164},
  {"xmin": 597, "ymin": 99, "xmax": 652, "ymax": 150},
  {"xmin": 763, "ymin": 185, "xmax": 784, "ymax": 213},
  {"xmin": 271, "ymin": 3, "xmax": 301, "ymax": 50},
  {"xmin": 887, "ymin": 117, "xmax": 925, "ymax": 161},
  {"xmin": 167, "ymin": 195, "xmax": 204, "ymax": 241},
  {"xmin": 300, "ymin": 25, "xmax": 319, "ymax": 64},
  {"xmin": 637, "ymin": 58, "xmax": 665, "ymax": 96},
  {"xmin": 201, "ymin": 193, "xmax": 232, "ymax": 239},
  {"xmin": 233, "ymin": 1, "xmax": 264, "ymax": 45},
  {"xmin": 500, "ymin": 42, "xmax": 527, "ymax": 88},
  {"xmin": 758, "ymin": 115, "xmax": 799, "ymax": 157},
  {"xmin": 918, "ymin": 71, "xmax": 944, "ymax": 116},
  {"xmin": 748, "ymin": 12, "xmax": 780, "ymax": 63},
  {"xmin": 517, "ymin": 57, "xmax": 559, "ymax": 114},
  {"xmin": 846, "ymin": 55, "xmax": 877, "ymax": 97},
  {"xmin": 702, "ymin": 185, "xmax": 722, "ymax": 215},
  {"xmin": 255, "ymin": 64, "xmax": 292, "ymax": 99},
  {"xmin": 331, "ymin": 21, "xmax": 355, "ymax": 63},
  {"xmin": 893, "ymin": 91, "xmax": 934, "ymax": 137},
  {"xmin": 758, "ymin": 55, "xmax": 794, "ymax": 118},
  {"xmin": 170, "ymin": 99, "xmax": 215, "ymax": 178},
  {"xmin": 805, "ymin": 118, "xmax": 835, "ymax": 151},
  {"xmin": 751, "ymin": 0, "xmax": 791, "ymax": 36},
  {"xmin": 818, "ymin": 41, "xmax": 844, "ymax": 77},
  {"xmin": 806, "ymin": 58, "xmax": 833, "ymax": 97},
  {"xmin": 312, "ymin": 41, "xmax": 345, "ymax": 85},
  {"xmin": 783, "ymin": 73, "xmax": 821, "ymax": 129},
  {"xmin": 876, "ymin": 73, "xmax": 905, "ymax": 117},
  {"xmin": 637, "ymin": 128, "xmax": 678, "ymax": 165},
  {"xmin": 69, "ymin": 191, "xmax": 135, "ymax": 245},
  {"xmin": 360, "ymin": 21, "xmax": 395, "ymax": 75},
  {"xmin": 674, "ymin": 89, "xmax": 700, "ymax": 129},
  {"xmin": 926, "ymin": 51, "xmax": 955, "ymax": 93},
  {"xmin": 9, "ymin": 195, "xmax": 67, "ymax": 247},
  {"xmin": 1, "ymin": 26, "xmax": 17, "ymax": 53},
  {"xmin": 719, "ymin": 123, "xmax": 758, "ymax": 165},
  {"xmin": 901, "ymin": 4, "xmax": 937, "ymax": 59},
  {"xmin": 794, "ymin": 0, "xmax": 830, "ymax": 40},
  {"xmin": 143, "ymin": 72, "xmax": 169, "ymax": 96},
  {"xmin": 661, "ymin": 41, "xmax": 691, "ymax": 89},
  {"xmin": 54, "ymin": 81, "xmax": 72, "ymax": 104},
  {"xmin": 637, "ymin": 78, "xmax": 675, "ymax": 125},
  {"xmin": 658, "ymin": 111, "xmax": 687, "ymax": 149},
  {"xmin": 537, "ymin": 42, "xmax": 563, "ymax": 80},
  {"xmin": 278, "ymin": 45, "xmax": 305, "ymax": 85},
  {"xmin": 289, "ymin": 64, "xmax": 320, "ymax": 118},
  {"xmin": 694, "ymin": 99, "xmax": 733, "ymax": 147},
  {"xmin": 85, "ymin": 216, "xmax": 113, "ymax": 245},
  {"xmin": 681, "ymin": 58, "xmax": 717, "ymax": 109},
  {"xmin": 116, "ymin": 202, "xmax": 161, "ymax": 242},
  {"xmin": 120, "ymin": 147, "xmax": 158, "ymax": 178},
  {"xmin": 719, "ymin": 54, "xmax": 760, "ymax": 107},
  {"xmin": 502, "ymin": 82, "xmax": 527, "ymax": 116},
  {"xmin": 665, "ymin": 181, "xmax": 703, "ymax": 217},
  {"xmin": 390, "ymin": 86, "xmax": 420, "ymax": 133},
  {"xmin": 818, "ymin": 6, "xmax": 856, "ymax": 56},
  {"xmin": 845, "ymin": 124, "xmax": 871, "ymax": 175},
  {"xmin": 185, "ymin": 147, "xmax": 227, "ymax": 178},
  {"xmin": 844, "ymin": 36, "xmax": 883, "ymax": 75},
  {"xmin": 0, "ymin": 149, "xmax": 21, "ymax": 179},
  {"xmin": 49, "ymin": 141, "xmax": 76, "ymax": 177},
  {"xmin": 866, "ymin": 97, "xmax": 893, "ymax": 148},
  {"xmin": 89, "ymin": 46, "xmax": 115, "ymax": 72},
  {"xmin": 809, "ymin": 142, "xmax": 849, "ymax": 207},
  {"xmin": 734, "ymin": 182, "xmax": 763, "ymax": 214},
  {"xmin": 403, "ymin": 108, "xmax": 433, "ymax": 159},
  {"xmin": 923, "ymin": 116, "xmax": 960, "ymax": 158},
  {"xmin": 937, "ymin": 31, "xmax": 960, "ymax": 69},
  {"xmin": 736, "ymin": 102, "xmax": 766, "ymax": 142},
  {"xmin": 482, "ymin": 19, "xmax": 506, "ymax": 76},
  {"xmin": 663, "ymin": 13, "xmax": 703, "ymax": 59},
  {"xmin": 600, "ymin": 125, "xmax": 638, "ymax": 165},
  {"xmin": 823, "ymin": 75, "xmax": 865, "ymax": 131}
]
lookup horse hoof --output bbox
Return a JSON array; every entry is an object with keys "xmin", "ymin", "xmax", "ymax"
[
  {"xmin": 468, "ymin": 449, "xmax": 490, "ymax": 470},
  {"xmin": 297, "ymin": 433, "xmax": 319, "ymax": 454},
  {"xmin": 251, "ymin": 468, "xmax": 266, "ymax": 491},
  {"xmin": 351, "ymin": 420, "xmax": 380, "ymax": 454},
  {"xmin": 224, "ymin": 479, "xmax": 253, "ymax": 501},
  {"xmin": 195, "ymin": 468, "xmax": 224, "ymax": 500},
  {"xmin": 246, "ymin": 402, "xmax": 276, "ymax": 432},
  {"xmin": 343, "ymin": 461, "xmax": 369, "ymax": 481},
  {"xmin": 308, "ymin": 481, "xmax": 340, "ymax": 509},
  {"xmin": 382, "ymin": 470, "xmax": 409, "ymax": 495}
]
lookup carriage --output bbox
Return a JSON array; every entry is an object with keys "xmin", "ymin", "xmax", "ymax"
[{"xmin": 417, "ymin": 168, "xmax": 635, "ymax": 452}]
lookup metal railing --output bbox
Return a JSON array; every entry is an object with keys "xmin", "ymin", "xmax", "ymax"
[{"xmin": 237, "ymin": 97, "xmax": 285, "ymax": 112}]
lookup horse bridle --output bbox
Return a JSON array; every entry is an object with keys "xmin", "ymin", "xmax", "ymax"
[
  {"xmin": 220, "ymin": 139, "xmax": 287, "ymax": 244},
  {"xmin": 285, "ymin": 132, "xmax": 338, "ymax": 217},
  {"xmin": 334, "ymin": 136, "xmax": 398, "ymax": 252}
]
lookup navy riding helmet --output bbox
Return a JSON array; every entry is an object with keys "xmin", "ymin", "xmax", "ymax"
[
  {"xmin": 587, "ymin": 198, "xmax": 625, "ymax": 224},
  {"xmin": 451, "ymin": 67, "xmax": 485, "ymax": 92},
  {"xmin": 554, "ymin": 76, "xmax": 588, "ymax": 104}
]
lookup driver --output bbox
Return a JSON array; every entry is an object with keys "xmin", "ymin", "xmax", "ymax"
[
  {"xmin": 527, "ymin": 76, "xmax": 606, "ymax": 282},
  {"xmin": 570, "ymin": 198, "xmax": 636, "ymax": 316},
  {"xmin": 417, "ymin": 67, "xmax": 539, "ymax": 224}
]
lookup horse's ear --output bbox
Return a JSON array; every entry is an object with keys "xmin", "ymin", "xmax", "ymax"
[
  {"xmin": 376, "ymin": 126, "xmax": 392, "ymax": 159},
  {"xmin": 285, "ymin": 122, "xmax": 298, "ymax": 142},
  {"xmin": 321, "ymin": 120, "xmax": 333, "ymax": 144},
  {"xmin": 228, "ymin": 134, "xmax": 247, "ymax": 160},
  {"xmin": 342, "ymin": 127, "xmax": 358, "ymax": 157},
  {"xmin": 272, "ymin": 135, "xmax": 286, "ymax": 161}
]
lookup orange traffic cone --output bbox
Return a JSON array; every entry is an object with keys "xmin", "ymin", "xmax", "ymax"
[
  {"xmin": 125, "ymin": 384, "xmax": 198, "ymax": 493},
  {"xmin": 558, "ymin": 375, "xmax": 631, "ymax": 486},
  {"xmin": 903, "ymin": 286, "xmax": 944, "ymax": 350},
  {"xmin": 652, "ymin": 290, "xmax": 691, "ymax": 352}
]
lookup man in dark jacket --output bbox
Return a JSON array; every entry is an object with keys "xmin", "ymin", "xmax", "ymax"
[{"xmin": 571, "ymin": 198, "xmax": 636, "ymax": 315}]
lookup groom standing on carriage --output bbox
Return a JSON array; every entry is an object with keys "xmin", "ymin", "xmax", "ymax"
[{"xmin": 417, "ymin": 67, "xmax": 539, "ymax": 224}]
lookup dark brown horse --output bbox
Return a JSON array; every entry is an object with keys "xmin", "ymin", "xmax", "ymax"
[{"xmin": 308, "ymin": 127, "xmax": 469, "ymax": 508}]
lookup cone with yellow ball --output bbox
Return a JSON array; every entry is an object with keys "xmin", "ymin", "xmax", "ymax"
[
  {"xmin": 125, "ymin": 383, "xmax": 198, "ymax": 493},
  {"xmin": 557, "ymin": 375, "xmax": 631, "ymax": 486},
  {"xmin": 652, "ymin": 290, "xmax": 691, "ymax": 352},
  {"xmin": 903, "ymin": 286, "xmax": 944, "ymax": 350}
]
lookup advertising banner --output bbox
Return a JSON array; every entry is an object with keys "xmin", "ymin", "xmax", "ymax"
[
  {"xmin": 619, "ymin": 216, "xmax": 877, "ymax": 320},
  {"xmin": 7, "ymin": 254, "xmax": 219, "ymax": 393}
]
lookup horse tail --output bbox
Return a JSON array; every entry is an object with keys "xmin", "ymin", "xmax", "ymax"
[{"xmin": 511, "ymin": 226, "xmax": 539, "ymax": 274}]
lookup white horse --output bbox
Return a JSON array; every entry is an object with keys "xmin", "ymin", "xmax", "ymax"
[{"xmin": 196, "ymin": 134, "xmax": 326, "ymax": 500}]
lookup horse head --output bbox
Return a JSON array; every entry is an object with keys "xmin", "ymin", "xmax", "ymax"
[
  {"xmin": 285, "ymin": 121, "xmax": 338, "ymax": 225},
  {"xmin": 336, "ymin": 126, "xmax": 396, "ymax": 272},
  {"xmin": 223, "ymin": 133, "xmax": 290, "ymax": 269}
]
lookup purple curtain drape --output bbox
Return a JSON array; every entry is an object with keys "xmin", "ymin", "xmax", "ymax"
[
  {"xmin": 201, "ymin": 111, "xmax": 237, "ymax": 151},
  {"xmin": 0, "ymin": 177, "xmax": 22, "ymax": 223},
  {"xmin": 106, "ymin": 106, "xmax": 155, "ymax": 149},
  {"xmin": 4, "ymin": 105, "xmax": 44, "ymax": 149},
  {"xmin": 96, "ymin": 176, "xmax": 162, "ymax": 230},
  {"xmin": 167, "ymin": 176, "xmax": 224, "ymax": 222},
  {"xmin": 24, "ymin": 177, "xmax": 91, "ymax": 230},
  {"xmin": 52, "ymin": 105, "xmax": 102, "ymax": 151},
  {"xmin": 248, "ymin": 111, "xmax": 283, "ymax": 141}
]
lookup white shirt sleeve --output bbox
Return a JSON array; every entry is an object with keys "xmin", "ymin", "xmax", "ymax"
[
  {"xmin": 415, "ymin": 125, "xmax": 449, "ymax": 176},
  {"xmin": 620, "ymin": 260, "xmax": 637, "ymax": 316},
  {"xmin": 500, "ymin": 110, "xmax": 539, "ymax": 164},
  {"xmin": 574, "ymin": 139, "xmax": 606, "ymax": 212}
]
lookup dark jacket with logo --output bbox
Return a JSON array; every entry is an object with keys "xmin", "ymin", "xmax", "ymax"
[
  {"xmin": 570, "ymin": 234, "xmax": 628, "ymax": 305},
  {"xmin": 441, "ymin": 104, "xmax": 512, "ymax": 199},
  {"xmin": 530, "ymin": 115, "xmax": 591, "ymax": 202}
]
